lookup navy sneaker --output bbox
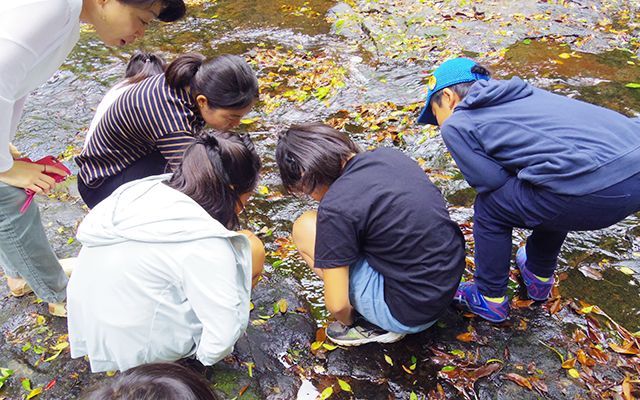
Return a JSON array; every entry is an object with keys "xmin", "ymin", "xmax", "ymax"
[
  {"xmin": 516, "ymin": 246, "xmax": 554, "ymax": 301},
  {"xmin": 453, "ymin": 281, "xmax": 508, "ymax": 322}
]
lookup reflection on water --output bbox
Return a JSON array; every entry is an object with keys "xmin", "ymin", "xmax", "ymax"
[{"xmin": 15, "ymin": 0, "xmax": 640, "ymax": 330}]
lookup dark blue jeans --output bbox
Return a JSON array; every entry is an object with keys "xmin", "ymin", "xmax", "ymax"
[
  {"xmin": 473, "ymin": 172, "xmax": 640, "ymax": 297},
  {"xmin": 79, "ymin": 150, "xmax": 168, "ymax": 208}
]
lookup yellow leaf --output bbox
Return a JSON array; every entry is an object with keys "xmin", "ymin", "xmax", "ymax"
[
  {"xmin": 618, "ymin": 267, "xmax": 635, "ymax": 275},
  {"xmin": 241, "ymin": 119, "xmax": 255, "ymax": 124},
  {"xmin": 251, "ymin": 319, "xmax": 267, "ymax": 325},
  {"xmin": 337, "ymin": 379, "xmax": 352, "ymax": 392},
  {"xmin": 311, "ymin": 341, "xmax": 324, "ymax": 350},
  {"xmin": 296, "ymin": 44, "xmax": 304, "ymax": 49},
  {"xmin": 322, "ymin": 343, "xmax": 338, "ymax": 350},
  {"xmin": 106, "ymin": 370, "xmax": 116, "ymax": 376},
  {"xmin": 257, "ymin": 185, "xmax": 269, "ymax": 195},
  {"xmin": 320, "ymin": 386, "xmax": 333, "ymax": 400},
  {"xmin": 559, "ymin": 53, "xmax": 571, "ymax": 59},
  {"xmin": 384, "ymin": 354, "xmax": 393, "ymax": 366},
  {"xmin": 276, "ymin": 298, "xmax": 288, "ymax": 313},
  {"xmin": 568, "ymin": 369, "xmax": 579, "ymax": 378},
  {"xmin": 51, "ymin": 342, "xmax": 69, "ymax": 351},
  {"xmin": 250, "ymin": 302, "xmax": 254, "ymax": 311},
  {"xmin": 27, "ymin": 387, "xmax": 42, "ymax": 399}
]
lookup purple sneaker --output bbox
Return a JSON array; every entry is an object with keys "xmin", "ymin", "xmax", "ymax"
[
  {"xmin": 516, "ymin": 246, "xmax": 554, "ymax": 301},
  {"xmin": 452, "ymin": 281, "xmax": 508, "ymax": 323}
]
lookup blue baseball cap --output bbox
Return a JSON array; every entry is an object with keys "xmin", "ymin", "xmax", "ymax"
[{"xmin": 417, "ymin": 58, "xmax": 490, "ymax": 126}]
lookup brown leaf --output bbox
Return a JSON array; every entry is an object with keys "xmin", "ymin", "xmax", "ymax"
[
  {"xmin": 577, "ymin": 349, "xmax": 596, "ymax": 367},
  {"xmin": 573, "ymin": 329, "xmax": 589, "ymax": 344},
  {"xmin": 549, "ymin": 298, "xmax": 562, "ymax": 315},
  {"xmin": 457, "ymin": 332, "xmax": 476, "ymax": 342},
  {"xmin": 526, "ymin": 362, "xmax": 536, "ymax": 375},
  {"xmin": 610, "ymin": 343, "xmax": 640, "ymax": 355},
  {"xmin": 529, "ymin": 377, "xmax": 549, "ymax": 394},
  {"xmin": 473, "ymin": 362, "xmax": 501, "ymax": 379},
  {"xmin": 316, "ymin": 327, "xmax": 327, "ymax": 343},
  {"xmin": 587, "ymin": 347, "xmax": 609, "ymax": 363},
  {"xmin": 562, "ymin": 358, "xmax": 576, "ymax": 369},
  {"xmin": 515, "ymin": 300, "xmax": 535, "ymax": 308},
  {"xmin": 578, "ymin": 265, "xmax": 602, "ymax": 280},
  {"xmin": 506, "ymin": 373, "xmax": 533, "ymax": 390}
]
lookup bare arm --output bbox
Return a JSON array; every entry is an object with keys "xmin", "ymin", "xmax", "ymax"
[{"xmin": 323, "ymin": 266, "xmax": 355, "ymax": 326}]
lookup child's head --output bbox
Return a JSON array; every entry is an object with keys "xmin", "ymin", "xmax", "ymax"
[
  {"xmin": 123, "ymin": 51, "xmax": 167, "ymax": 85},
  {"xmin": 276, "ymin": 122, "xmax": 362, "ymax": 200},
  {"xmin": 165, "ymin": 130, "xmax": 261, "ymax": 229},
  {"xmin": 165, "ymin": 53, "xmax": 259, "ymax": 130},
  {"xmin": 417, "ymin": 58, "xmax": 491, "ymax": 126},
  {"xmin": 81, "ymin": 363, "xmax": 219, "ymax": 400}
]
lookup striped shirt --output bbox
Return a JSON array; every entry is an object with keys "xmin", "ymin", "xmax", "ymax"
[{"xmin": 76, "ymin": 74, "xmax": 204, "ymax": 188}]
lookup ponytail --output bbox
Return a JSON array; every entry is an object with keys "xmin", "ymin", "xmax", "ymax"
[
  {"xmin": 165, "ymin": 53, "xmax": 206, "ymax": 90},
  {"xmin": 164, "ymin": 53, "xmax": 258, "ymax": 113},
  {"xmin": 123, "ymin": 51, "xmax": 167, "ymax": 85},
  {"xmin": 165, "ymin": 131, "xmax": 261, "ymax": 229}
]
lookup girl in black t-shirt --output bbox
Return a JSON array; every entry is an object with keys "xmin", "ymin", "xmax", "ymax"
[{"xmin": 276, "ymin": 122, "xmax": 466, "ymax": 346}]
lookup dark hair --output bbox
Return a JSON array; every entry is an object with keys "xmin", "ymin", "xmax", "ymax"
[
  {"xmin": 165, "ymin": 53, "xmax": 259, "ymax": 110},
  {"xmin": 81, "ymin": 363, "xmax": 219, "ymax": 400},
  {"xmin": 430, "ymin": 65, "xmax": 492, "ymax": 107},
  {"xmin": 123, "ymin": 52, "xmax": 167, "ymax": 85},
  {"xmin": 117, "ymin": 0, "xmax": 186, "ymax": 23},
  {"xmin": 165, "ymin": 131, "xmax": 261, "ymax": 229},
  {"xmin": 276, "ymin": 122, "xmax": 362, "ymax": 196}
]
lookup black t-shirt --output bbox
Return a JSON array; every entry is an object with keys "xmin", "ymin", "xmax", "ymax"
[{"xmin": 315, "ymin": 147, "xmax": 466, "ymax": 326}]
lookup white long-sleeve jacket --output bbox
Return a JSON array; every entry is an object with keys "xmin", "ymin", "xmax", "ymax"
[
  {"xmin": 67, "ymin": 174, "xmax": 253, "ymax": 372},
  {"xmin": 0, "ymin": 0, "xmax": 81, "ymax": 171}
]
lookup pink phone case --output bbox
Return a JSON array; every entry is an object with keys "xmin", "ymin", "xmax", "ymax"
[{"xmin": 18, "ymin": 156, "xmax": 71, "ymax": 213}]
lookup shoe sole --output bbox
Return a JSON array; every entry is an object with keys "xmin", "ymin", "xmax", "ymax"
[
  {"xmin": 11, "ymin": 284, "xmax": 33, "ymax": 297},
  {"xmin": 327, "ymin": 332, "xmax": 406, "ymax": 347}
]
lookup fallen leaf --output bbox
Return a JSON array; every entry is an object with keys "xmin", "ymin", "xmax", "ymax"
[
  {"xmin": 618, "ymin": 266, "xmax": 635, "ymax": 275},
  {"xmin": 402, "ymin": 365, "xmax": 414, "ymax": 374},
  {"xmin": 562, "ymin": 358, "xmax": 576, "ymax": 369},
  {"xmin": 337, "ymin": 379, "xmax": 352, "ymax": 392},
  {"xmin": 506, "ymin": 373, "xmax": 532, "ymax": 390},
  {"xmin": 320, "ymin": 386, "xmax": 333, "ymax": 400},
  {"xmin": 568, "ymin": 369, "xmax": 579, "ymax": 378},
  {"xmin": 610, "ymin": 343, "xmax": 640, "ymax": 355},
  {"xmin": 276, "ymin": 298, "xmax": 288, "ymax": 313},
  {"xmin": 384, "ymin": 354, "xmax": 393, "ymax": 366},
  {"xmin": 27, "ymin": 387, "xmax": 42, "ymax": 399},
  {"xmin": 578, "ymin": 265, "xmax": 602, "ymax": 280}
]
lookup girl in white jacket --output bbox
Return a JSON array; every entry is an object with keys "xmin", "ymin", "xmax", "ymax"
[{"xmin": 67, "ymin": 131, "xmax": 264, "ymax": 372}]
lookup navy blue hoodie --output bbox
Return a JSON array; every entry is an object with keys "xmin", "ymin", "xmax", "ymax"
[{"xmin": 440, "ymin": 77, "xmax": 640, "ymax": 195}]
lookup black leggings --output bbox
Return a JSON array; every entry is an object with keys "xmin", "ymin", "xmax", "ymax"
[{"xmin": 79, "ymin": 151, "xmax": 168, "ymax": 209}]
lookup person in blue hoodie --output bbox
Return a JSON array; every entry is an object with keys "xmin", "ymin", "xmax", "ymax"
[{"xmin": 417, "ymin": 57, "xmax": 640, "ymax": 323}]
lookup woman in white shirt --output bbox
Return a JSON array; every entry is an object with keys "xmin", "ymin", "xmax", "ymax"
[{"xmin": 0, "ymin": 0, "xmax": 186, "ymax": 316}]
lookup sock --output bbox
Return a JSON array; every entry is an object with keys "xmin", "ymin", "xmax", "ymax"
[
  {"xmin": 483, "ymin": 295, "xmax": 505, "ymax": 303},
  {"xmin": 533, "ymin": 274, "xmax": 550, "ymax": 282}
]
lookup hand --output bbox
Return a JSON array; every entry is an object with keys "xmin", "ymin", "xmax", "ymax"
[
  {"xmin": 9, "ymin": 143, "xmax": 22, "ymax": 159},
  {"xmin": 0, "ymin": 161, "xmax": 68, "ymax": 194}
]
